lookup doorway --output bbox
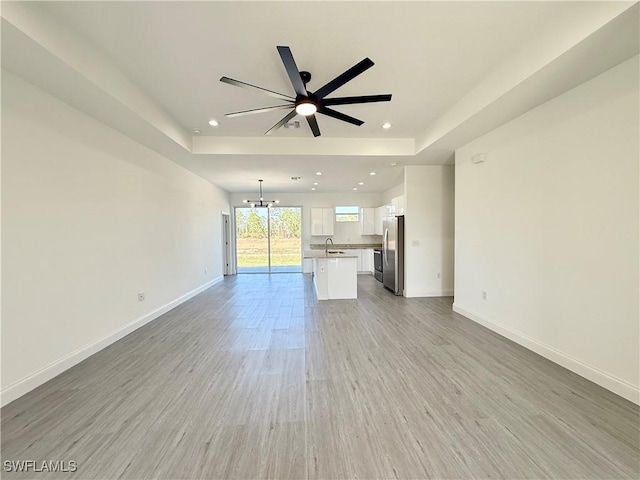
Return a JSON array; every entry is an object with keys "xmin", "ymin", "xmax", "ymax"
[
  {"xmin": 221, "ymin": 212, "xmax": 233, "ymax": 275},
  {"xmin": 234, "ymin": 206, "xmax": 302, "ymax": 273}
]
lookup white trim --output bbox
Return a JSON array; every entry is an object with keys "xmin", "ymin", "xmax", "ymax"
[
  {"xmin": 1, "ymin": 276, "xmax": 224, "ymax": 407},
  {"xmin": 452, "ymin": 303, "xmax": 640, "ymax": 405}
]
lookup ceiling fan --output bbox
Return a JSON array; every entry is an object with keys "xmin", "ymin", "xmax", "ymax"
[{"xmin": 220, "ymin": 46, "xmax": 392, "ymax": 137}]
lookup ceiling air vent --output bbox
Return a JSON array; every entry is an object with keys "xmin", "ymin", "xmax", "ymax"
[
  {"xmin": 290, "ymin": 176, "xmax": 302, "ymax": 181},
  {"xmin": 284, "ymin": 121, "xmax": 300, "ymax": 129}
]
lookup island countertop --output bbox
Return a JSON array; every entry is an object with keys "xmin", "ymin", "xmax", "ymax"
[
  {"xmin": 303, "ymin": 250, "xmax": 358, "ymax": 259},
  {"xmin": 309, "ymin": 243, "xmax": 382, "ymax": 250}
]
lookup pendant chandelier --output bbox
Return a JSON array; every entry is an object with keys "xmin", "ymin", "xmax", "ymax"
[{"xmin": 242, "ymin": 179, "xmax": 279, "ymax": 208}]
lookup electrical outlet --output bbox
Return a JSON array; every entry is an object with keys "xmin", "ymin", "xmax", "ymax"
[
  {"xmin": 138, "ymin": 292, "xmax": 145, "ymax": 302},
  {"xmin": 437, "ymin": 272, "xmax": 441, "ymax": 279},
  {"xmin": 204, "ymin": 267, "xmax": 208, "ymax": 274},
  {"xmin": 482, "ymin": 291, "xmax": 487, "ymax": 300}
]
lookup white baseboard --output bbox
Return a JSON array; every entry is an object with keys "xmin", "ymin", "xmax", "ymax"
[
  {"xmin": 1, "ymin": 276, "xmax": 224, "ymax": 407},
  {"xmin": 452, "ymin": 303, "xmax": 640, "ymax": 405}
]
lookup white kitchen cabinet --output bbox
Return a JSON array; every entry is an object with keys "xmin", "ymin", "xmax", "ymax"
[
  {"xmin": 359, "ymin": 207, "xmax": 376, "ymax": 235},
  {"xmin": 375, "ymin": 206, "xmax": 385, "ymax": 235},
  {"xmin": 353, "ymin": 249, "xmax": 363, "ymax": 272},
  {"xmin": 360, "ymin": 249, "xmax": 374, "ymax": 274},
  {"xmin": 391, "ymin": 195, "xmax": 405, "ymax": 215},
  {"xmin": 303, "ymin": 258, "xmax": 313, "ymax": 274},
  {"xmin": 311, "ymin": 208, "xmax": 323, "ymax": 236},
  {"xmin": 322, "ymin": 208, "xmax": 335, "ymax": 235},
  {"xmin": 310, "ymin": 207, "xmax": 334, "ymax": 236},
  {"xmin": 354, "ymin": 249, "xmax": 374, "ymax": 274},
  {"xmin": 398, "ymin": 195, "xmax": 405, "ymax": 215},
  {"xmin": 385, "ymin": 203, "xmax": 396, "ymax": 218}
]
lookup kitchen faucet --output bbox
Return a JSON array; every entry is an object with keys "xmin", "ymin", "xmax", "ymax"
[{"xmin": 325, "ymin": 237, "xmax": 334, "ymax": 255}]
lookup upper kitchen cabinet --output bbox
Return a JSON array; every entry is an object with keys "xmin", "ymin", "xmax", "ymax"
[
  {"xmin": 359, "ymin": 207, "xmax": 376, "ymax": 235},
  {"xmin": 375, "ymin": 206, "xmax": 386, "ymax": 235},
  {"xmin": 310, "ymin": 207, "xmax": 334, "ymax": 236},
  {"xmin": 391, "ymin": 195, "xmax": 405, "ymax": 215}
]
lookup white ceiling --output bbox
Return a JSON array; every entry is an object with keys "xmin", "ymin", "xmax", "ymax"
[{"xmin": 2, "ymin": 1, "xmax": 638, "ymax": 193}]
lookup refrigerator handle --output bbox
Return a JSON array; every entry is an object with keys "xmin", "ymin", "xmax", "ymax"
[{"xmin": 383, "ymin": 228, "xmax": 388, "ymax": 266}]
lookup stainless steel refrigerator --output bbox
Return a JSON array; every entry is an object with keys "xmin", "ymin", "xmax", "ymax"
[{"xmin": 383, "ymin": 215, "xmax": 404, "ymax": 295}]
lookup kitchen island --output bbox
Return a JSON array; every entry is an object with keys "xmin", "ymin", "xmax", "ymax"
[{"xmin": 303, "ymin": 250, "xmax": 358, "ymax": 300}]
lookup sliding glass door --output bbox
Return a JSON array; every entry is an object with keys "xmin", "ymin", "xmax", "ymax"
[{"xmin": 235, "ymin": 206, "xmax": 302, "ymax": 273}]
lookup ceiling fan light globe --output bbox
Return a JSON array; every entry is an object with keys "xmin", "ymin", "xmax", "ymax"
[{"xmin": 295, "ymin": 102, "xmax": 317, "ymax": 116}]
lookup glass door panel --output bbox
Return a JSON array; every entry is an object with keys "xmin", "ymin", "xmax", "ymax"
[
  {"xmin": 235, "ymin": 207, "xmax": 269, "ymax": 273},
  {"xmin": 234, "ymin": 206, "xmax": 302, "ymax": 273},
  {"xmin": 269, "ymin": 207, "xmax": 302, "ymax": 273}
]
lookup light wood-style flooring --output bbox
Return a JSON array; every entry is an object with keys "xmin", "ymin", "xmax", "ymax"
[{"xmin": 2, "ymin": 274, "xmax": 639, "ymax": 479}]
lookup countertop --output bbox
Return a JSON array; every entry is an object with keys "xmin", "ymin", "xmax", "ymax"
[
  {"xmin": 303, "ymin": 250, "xmax": 358, "ymax": 259},
  {"xmin": 309, "ymin": 243, "xmax": 382, "ymax": 250}
]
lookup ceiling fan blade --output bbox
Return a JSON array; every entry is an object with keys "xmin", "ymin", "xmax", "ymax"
[
  {"xmin": 306, "ymin": 114, "xmax": 321, "ymax": 137},
  {"xmin": 323, "ymin": 94, "xmax": 392, "ymax": 106},
  {"xmin": 313, "ymin": 58, "xmax": 375, "ymax": 99},
  {"xmin": 220, "ymin": 77, "xmax": 294, "ymax": 102},
  {"xmin": 277, "ymin": 46, "xmax": 307, "ymax": 97},
  {"xmin": 265, "ymin": 109, "xmax": 297, "ymax": 135},
  {"xmin": 317, "ymin": 106, "xmax": 364, "ymax": 126},
  {"xmin": 225, "ymin": 104, "xmax": 293, "ymax": 118}
]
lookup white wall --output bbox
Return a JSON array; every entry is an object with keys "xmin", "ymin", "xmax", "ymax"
[
  {"xmin": 454, "ymin": 56, "xmax": 639, "ymax": 403},
  {"xmin": 382, "ymin": 183, "xmax": 404, "ymax": 204},
  {"xmin": 403, "ymin": 166, "xmax": 455, "ymax": 297},
  {"xmin": 1, "ymin": 71, "xmax": 230, "ymax": 405}
]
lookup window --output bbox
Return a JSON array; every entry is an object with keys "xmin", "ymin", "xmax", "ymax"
[{"xmin": 335, "ymin": 205, "xmax": 359, "ymax": 223}]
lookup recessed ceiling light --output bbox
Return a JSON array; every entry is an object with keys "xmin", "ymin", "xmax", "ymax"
[
  {"xmin": 311, "ymin": 187, "xmax": 316, "ymax": 191},
  {"xmin": 358, "ymin": 182, "xmax": 364, "ymax": 185},
  {"xmin": 382, "ymin": 122, "xmax": 392, "ymax": 129},
  {"xmin": 316, "ymin": 172, "xmax": 322, "ymax": 176},
  {"xmin": 192, "ymin": 128, "xmax": 201, "ymax": 135},
  {"xmin": 353, "ymin": 187, "xmax": 358, "ymax": 191},
  {"xmin": 369, "ymin": 171, "xmax": 377, "ymax": 176},
  {"xmin": 390, "ymin": 162, "xmax": 398, "ymax": 166},
  {"xmin": 208, "ymin": 119, "xmax": 219, "ymax": 127},
  {"xmin": 313, "ymin": 182, "xmax": 319, "ymax": 185}
]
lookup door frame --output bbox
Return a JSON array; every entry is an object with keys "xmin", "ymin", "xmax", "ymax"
[
  {"xmin": 233, "ymin": 205, "xmax": 303, "ymax": 273},
  {"xmin": 221, "ymin": 211, "xmax": 235, "ymax": 275}
]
